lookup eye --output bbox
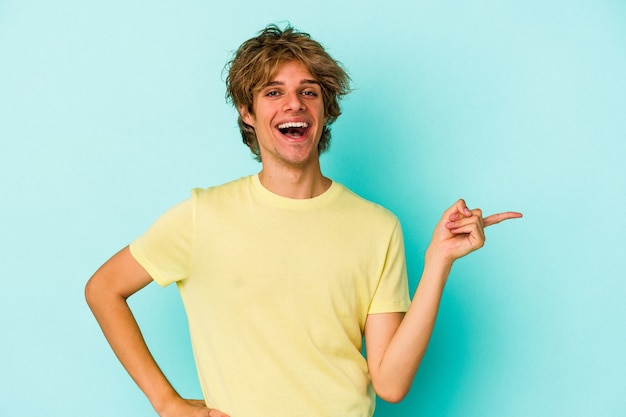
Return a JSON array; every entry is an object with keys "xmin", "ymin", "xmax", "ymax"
[
  {"xmin": 302, "ymin": 90, "xmax": 318, "ymax": 97},
  {"xmin": 265, "ymin": 90, "xmax": 280, "ymax": 97}
]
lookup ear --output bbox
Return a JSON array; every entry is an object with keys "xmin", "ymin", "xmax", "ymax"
[{"xmin": 239, "ymin": 105, "xmax": 255, "ymax": 127}]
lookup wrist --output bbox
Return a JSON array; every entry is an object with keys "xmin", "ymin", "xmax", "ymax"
[
  {"xmin": 425, "ymin": 246, "xmax": 454, "ymax": 270},
  {"xmin": 151, "ymin": 388, "xmax": 183, "ymax": 416},
  {"xmin": 423, "ymin": 247, "xmax": 454, "ymax": 284}
]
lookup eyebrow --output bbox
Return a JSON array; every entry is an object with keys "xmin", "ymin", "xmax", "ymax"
[{"xmin": 264, "ymin": 79, "xmax": 320, "ymax": 88}]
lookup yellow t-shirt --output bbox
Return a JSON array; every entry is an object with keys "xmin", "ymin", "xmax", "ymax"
[{"xmin": 130, "ymin": 175, "xmax": 410, "ymax": 417}]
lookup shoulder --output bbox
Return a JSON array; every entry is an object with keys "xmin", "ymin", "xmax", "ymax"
[
  {"xmin": 192, "ymin": 175, "xmax": 253, "ymax": 201},
  {"xmin": 334, "ymin": 183, "xmax": 401, "ymax": 227}
]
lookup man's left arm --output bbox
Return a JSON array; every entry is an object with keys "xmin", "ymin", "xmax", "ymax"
[{"xmin": 364, "ymin": 199, "xmax": 522, "ymax": 403}]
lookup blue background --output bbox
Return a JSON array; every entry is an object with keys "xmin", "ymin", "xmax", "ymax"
[{"xmin": 1, "ymin": 1, "xmax": 625, "ymax": 416}]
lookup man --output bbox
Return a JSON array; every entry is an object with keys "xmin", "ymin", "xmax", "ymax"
[{"xmin": 85, "ymin": 25, "xmax": 521, "ymax": 417}]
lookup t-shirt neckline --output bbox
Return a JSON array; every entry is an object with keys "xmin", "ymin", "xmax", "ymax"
[{"xmin": 250, "ymin": 173, "xmax": 342, "ymax": 210}]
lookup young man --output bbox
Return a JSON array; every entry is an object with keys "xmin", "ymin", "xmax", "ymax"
[{"xmin": 85, "ymin": 25, "xmax": 522, "ymax": 417}]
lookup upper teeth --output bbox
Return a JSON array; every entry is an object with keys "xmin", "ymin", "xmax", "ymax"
[{"xmin": 278, "ymin": 122, "xmax": 308, "ymax": 129}]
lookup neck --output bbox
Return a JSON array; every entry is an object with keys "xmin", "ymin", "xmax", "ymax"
[{"xmin": 258, "ymin": 163, "xmax": 331, "ymax": 199}]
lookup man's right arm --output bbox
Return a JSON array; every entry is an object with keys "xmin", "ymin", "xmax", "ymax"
[{"xmin": 85, "ymin": 246, "xmax": 228, "ymax": 417}]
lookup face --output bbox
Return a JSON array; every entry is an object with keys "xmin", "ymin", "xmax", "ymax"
[{"xmin": 240, "ymin": 60, "xmax": 327, "ymax": 170}]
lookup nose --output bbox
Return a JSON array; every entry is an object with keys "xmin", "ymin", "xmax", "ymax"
[{"xmin": 282, "ymin": 91, "xmax": 304, "ymax": 112}]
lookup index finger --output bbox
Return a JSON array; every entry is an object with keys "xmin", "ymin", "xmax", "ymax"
[{"xmin": 483, "ymin": 211, "xmax": 523, "ymax": 227}]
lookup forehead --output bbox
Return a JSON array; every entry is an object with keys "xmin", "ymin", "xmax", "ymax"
[{"xmin": 263, "ymin": 60, "xmax": 318, "ymax": 86}]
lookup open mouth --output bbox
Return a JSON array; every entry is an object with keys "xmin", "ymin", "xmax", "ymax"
[{"xmin": 277, "ymin": 121, "xmax": 309, "ymax": 139}]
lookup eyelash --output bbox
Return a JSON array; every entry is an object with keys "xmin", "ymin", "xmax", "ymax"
[{"xmin": 264, "ymin": 90, "xmax": 318, "ymax": 97}]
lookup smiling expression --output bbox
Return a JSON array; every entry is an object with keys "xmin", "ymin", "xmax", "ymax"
[{"xmin": 240, "ymin": 60, "xmax": 328, "ymax": 170}]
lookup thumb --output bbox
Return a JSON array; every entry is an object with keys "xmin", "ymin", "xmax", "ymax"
[{"xmin": 442, "ymin": 199, "xmax": 472, "ymax": 221}]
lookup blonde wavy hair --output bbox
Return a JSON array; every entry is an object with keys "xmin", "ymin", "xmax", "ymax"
[{"xmin": 225, "ymin": 24, "xmax": 351, "ymax": 161}]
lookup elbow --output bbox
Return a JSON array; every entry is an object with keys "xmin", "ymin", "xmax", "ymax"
[
  {"xmin": 373, "ymin": 381, "xmax": 411, "ymax": 404},
  {"xmin": 377, "ymin": 390, "xmax": 408, "ymax": 404},
  {"xmin": 84, "ymin": 274, "xmax": 109, "ymax": 311},
  {"xmin": 84, "ymin": 277, "xmax": 98, "ymax": 309}
]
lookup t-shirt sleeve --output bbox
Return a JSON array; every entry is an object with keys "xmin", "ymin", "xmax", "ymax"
[
  {"xmin": 367, "ymin": 219, "xmax": 411, "ymax": 314},
  {"xmin": 129, "ymin": 195, "xmax": 194, "ymax": 287}
]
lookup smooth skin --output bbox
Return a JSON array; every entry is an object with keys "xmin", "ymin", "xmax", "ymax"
[
  {"xmin": 85, "ymin": 60, "xmax": 522, "ymax": 415},
  {"xmin": 85, "ymin": 247, "xmax": 229, "ymax": 417},
  {"xmin": 239, "ymin": 60, "xmax": 331, "ymax": 199},
  {"xmin": 365, "ymin": 202, "xmax": 521, "ymax": 402}
]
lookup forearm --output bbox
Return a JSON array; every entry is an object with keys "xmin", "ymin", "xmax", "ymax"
[
  {"xmin": 86, "ymin": 286, "xmax": 181, "ymax": 414},
  {"xmin": 369, "ymin": 200, "xmax": 521, "ymax": 402},
  {"xmin": 372, "ymin": 251, "xmax": 452, "ymax": 401}
]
